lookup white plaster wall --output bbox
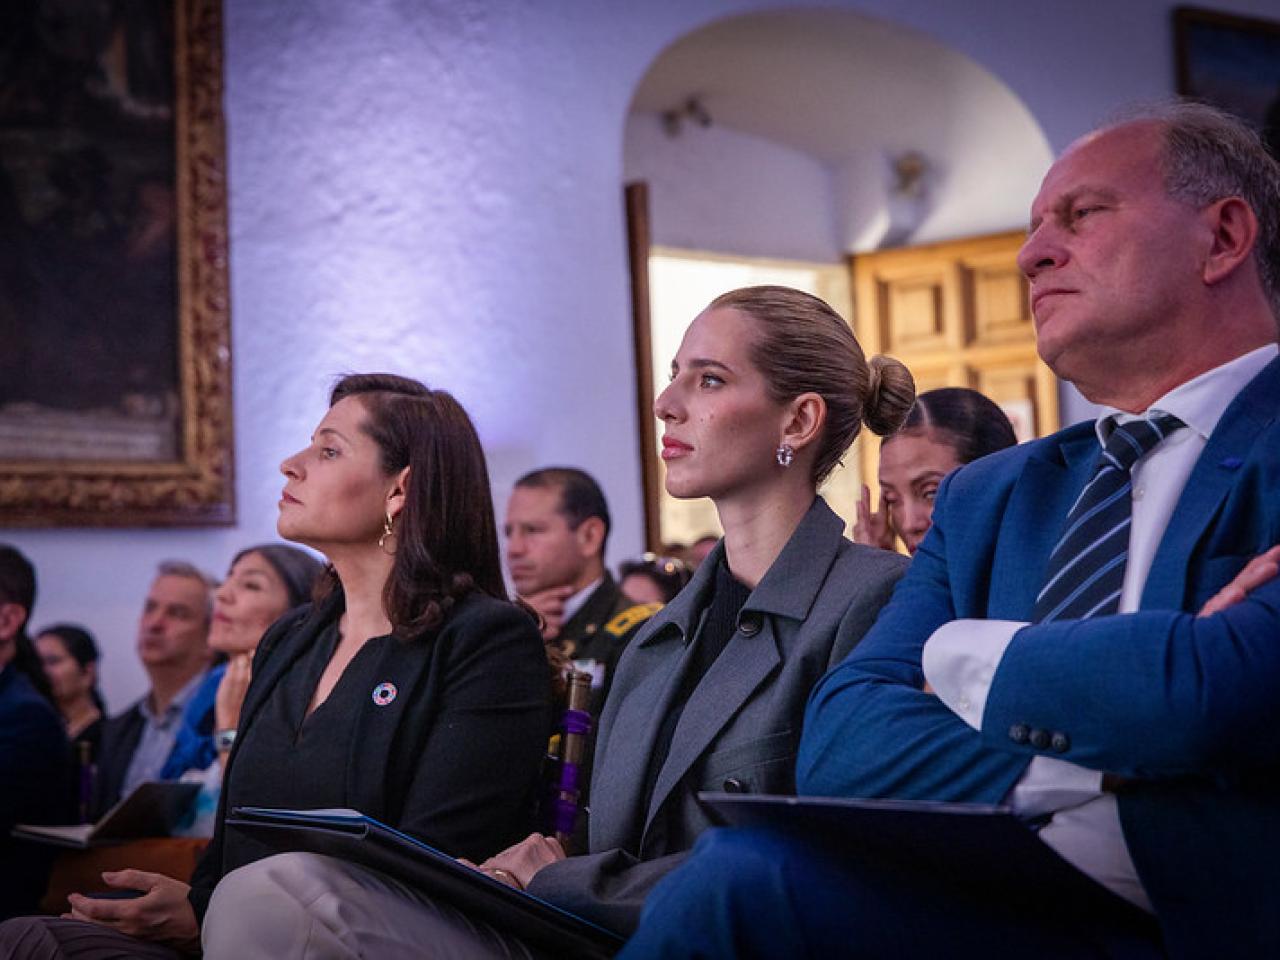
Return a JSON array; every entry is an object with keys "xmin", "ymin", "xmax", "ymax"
[
  {"xmin": 625, "ymin": 112, "xmax": 841, "ymax": 262},
  {"xmin": 5, "ymin": 0, "xmax": 1278, "ymax": 710}
]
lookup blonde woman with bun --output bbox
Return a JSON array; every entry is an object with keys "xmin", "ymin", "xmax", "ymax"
[{"xmin": 412, "ymin": 285, "xmax": 918, "ymax": 954}]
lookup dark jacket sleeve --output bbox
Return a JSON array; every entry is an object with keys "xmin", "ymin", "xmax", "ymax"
[{"xmin": 395, "ymin": 599, "xmax": 552, "ymax": 862}]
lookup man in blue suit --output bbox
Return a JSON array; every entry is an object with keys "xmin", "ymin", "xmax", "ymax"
[{"xmin": 620, "ymin": 102, "xmax": 1280, "ymax": 958}]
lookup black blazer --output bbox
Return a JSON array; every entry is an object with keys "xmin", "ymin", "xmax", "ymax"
[
  {"xmin": 94, "ymin": 701, "xmax": 145, "ymax": 817},
  {"xmin": 188, "ymin": 587, "xmax": 552, "ymax": 920}
]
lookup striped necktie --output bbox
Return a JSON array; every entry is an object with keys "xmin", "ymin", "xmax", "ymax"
[{"xmin": 1033, "ymin": 414, "xmax": 1185, "ymax": 623}]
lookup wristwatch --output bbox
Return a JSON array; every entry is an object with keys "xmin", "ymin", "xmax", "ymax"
[{"xmin": 214, "ymin": 728, "xmax": 237, "ymax": 752}]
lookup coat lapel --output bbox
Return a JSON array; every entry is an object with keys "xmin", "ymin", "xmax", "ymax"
[
  {"xmin": 1144, "ymin": 356, "xmax": 1280, "ymax": 608},
  {"xmin": 347, "ymin": 630, "xmax": 434, "ymax": 820},
  {"xmin": 235, "ymin": 602, "xmax": 331, "ymax": 735},
  {"xmin": 641, "ymin": 498, "xmax": 842, "ymax": 836}
]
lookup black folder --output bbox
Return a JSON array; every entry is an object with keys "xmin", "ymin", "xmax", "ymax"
[
  {"xmin": 226, "ymin": 807, "xmax": 624, "ymax": 959},
  {"xmin": 698, "ymin": 792, "xmax": 1096, "ymax": 891}
]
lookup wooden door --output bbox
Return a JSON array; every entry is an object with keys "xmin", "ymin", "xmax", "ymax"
[{"xmin": 850, "ymin": 230, "xmax": 1059, "ymax": 502}]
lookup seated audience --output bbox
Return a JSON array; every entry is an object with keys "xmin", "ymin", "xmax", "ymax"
[
  {"xmin": 94, "ymin": 562, "xmax": 215, "ymax": 816},
  {"xmin": 337, "ymin": 284, "xmax": 913, "ymax": 954},
  {"xmin": 854, "ymin": 386, "xmax": 1017, "ymax": 554},
  {"xmin": 0, "ymin": 545, "xmax": 72, "ymax": 920},
  {"xmin": 618, "ymin": 553, "xmax": 692, "ymax": 605},
  {"xmin": 35, "ymin": 624, "xmax": 105, "ymax": 820},
  {"xmin": 0, "ymin": 373, "xmax": 552, "ymax": 957},
  {"xmin": 619, "ymin": 102, "xmax": 1280, "ymax": 959}
]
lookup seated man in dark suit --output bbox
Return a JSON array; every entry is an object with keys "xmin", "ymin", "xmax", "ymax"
[
  {"xmin": 0, "ymin": 544, "xmax": 72, "ymax": 919},
  {"xmin": 620, "ymin": 101, "xmax": 1280, "ymax": 958},
  {"xmin": 96, "ymin": 561, "xmax": 214, "ymax": 815}
]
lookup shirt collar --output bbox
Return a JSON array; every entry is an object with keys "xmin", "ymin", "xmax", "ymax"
[
  {"xmin": 1096, "ymin": 343, "xmax": 1279, "ymax": 444},
  {"xmin": 139, "ymin": 668, "xmax": 207, "ymax": 725},
  {"xmin": 561, "ymin": 575, "xmax": 603, "ymax": 625}
]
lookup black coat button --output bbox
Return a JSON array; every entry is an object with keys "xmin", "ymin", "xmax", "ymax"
[
  {"xmin": 1008, "ymin": 724, "xmax": 1030, "ymax": 744},
  {"xmin": 737, "ymin": 613, "xmax": 761, "ymax": 636},
  {"xmin": 1051, "ymin": 732, "xmax": 1071, "ymax": 754},
  {"xmin": 723, "ymin": 777, "xmax": 746, "ymax": 793},
  {"xmin": 1029, "ymin": 728, "xmax": 1051, "ymax": 749}
]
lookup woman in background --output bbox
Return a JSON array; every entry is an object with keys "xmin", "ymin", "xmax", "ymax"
[
  {"xmin": 0, "ymin": 373, "xmax": 551, "ymax": 959},
  {"xmin": 854, "ymin": 387, "xmax": 1017, "ymax": 555},
  {"xmin": 36, "ymin": 624, "xmax": 104, "ymax": 821},
  {"xmin": 618, "ymin": 554, "xmax": 692, "ymax": 605},
  {"xmin": 36, "ymin": 625, "xmax": 104, "ymax": 756}
]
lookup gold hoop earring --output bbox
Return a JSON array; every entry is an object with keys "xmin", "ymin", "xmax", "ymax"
[{"xmin": 378, "ymin": 512, "xmax": 395, "ymax": 552}]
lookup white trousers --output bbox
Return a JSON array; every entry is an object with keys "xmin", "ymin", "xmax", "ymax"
[{"xmin": 202, "ymin": 852, "xmax": 539, "ymax": 960}]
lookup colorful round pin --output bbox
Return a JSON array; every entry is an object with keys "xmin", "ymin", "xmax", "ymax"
[{"xmin": 371, "ymin": 681, "xmax": 398, "ymax": 706}]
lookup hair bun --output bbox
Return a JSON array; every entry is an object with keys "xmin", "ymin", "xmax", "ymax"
[{"xmin": 863, "ymin": 356, "xmax": 916, "ymax": 437}]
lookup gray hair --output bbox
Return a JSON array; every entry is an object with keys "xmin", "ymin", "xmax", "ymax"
[
  {"xmin": 155, "ymin": 559, "xmax": 216, "ymax": 620},
  {"xmin": 1117, "ymin": 101, "xmax": 1280, "ymax": 322}
]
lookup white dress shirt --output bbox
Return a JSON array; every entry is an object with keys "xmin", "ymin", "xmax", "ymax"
[{"xmin": 923, "ymin": 343, "xmax": 1278, "ymax": 910}]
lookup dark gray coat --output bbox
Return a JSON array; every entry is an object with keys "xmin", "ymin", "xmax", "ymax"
[{"xmin": 526, "ymin": 497, "xmax": 908, "ymax": 934}]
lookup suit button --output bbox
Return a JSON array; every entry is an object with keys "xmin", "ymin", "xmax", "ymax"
[
  {"xmin": 1029, "ymin": 728, "xmax": 1050, "ymax": 749},
  {"xmin": 1008, "ymin": 724, "xmax": 1030, "ymax": 745},
  {"xmin": 737, "ymin": 613, "xmax": 761, "ymax": 636},
  {"xmin": 1051, "ymin": 732, "xmax": 1070, "ymax": 754},
  {"xmin": 723, "ymin": 777, "xmax": 746, "ymax": 793}
]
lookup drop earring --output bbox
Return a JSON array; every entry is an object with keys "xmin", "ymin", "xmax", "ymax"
[
  {"xmin": 775, "ymin": 444, "xmax": 794, "ymax": 468},
  {"xmin": 378, "ymin": 511, "xmax": 396, "ymax": 552}
]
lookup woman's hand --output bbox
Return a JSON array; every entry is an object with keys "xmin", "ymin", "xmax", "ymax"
[
  {"xmin": 1197, "ymin": 546, "xmax": 1280, "ymax": 617},
  {"xmin": 65, "ymin": 869, "xmax": 200, "ymax": 949},
  {"xmin": 853, "ymin": 484, "xmax": 896, "ymax": 552},
  {"xmin": 465, "ymin": 833, "xmax": 566, "ymax": 890},
  {"xmin": 215, "ymin": 652, "xmax": 253, "ymax": 733}
]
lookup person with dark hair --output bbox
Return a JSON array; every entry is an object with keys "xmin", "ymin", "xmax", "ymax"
[
  {"xmin": 35, "ymin": 624, "xmax": 105, "ymax": 819},
  {"xmin": 505, "ymin": 465, "xmax": 658, "ymax": 694},
  {"xmin": 0, "ymin": 373, "xmax": 552, "ymax": 958},
  {"xmin": 618, "ymin": 554, "xmax": 693, "ymax": 605},
  {"xmin": 854, "ymin": 387, "xmax": 1018, "ymax": 554},
  {"xmin": 0, "ymin": 545, "xmax": 72, "ymax": 919},
  {"xmin": 94, "ymin": 561, "xmax": 215, "ymax": 816},
  {"xmin": 393, "ymin": 285, "xmax": 914, "ymax": 955},
  {"xmin": 620, "ymin": 101, "xmax": 1280, "ymax": 959}
]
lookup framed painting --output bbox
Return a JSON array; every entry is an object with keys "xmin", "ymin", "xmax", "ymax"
[
  {"xmin": 0, "ymin": 0, "xmax": 233, "ymax": 527},
  {"xmin": 1174, "ymin": 6, "xmax": 1280, "ymax": 157}
]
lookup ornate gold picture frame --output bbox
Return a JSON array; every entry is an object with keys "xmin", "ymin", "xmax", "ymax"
[{"xmin": 0, "ymin": 0, "xmax": 233, "ymax": 527}]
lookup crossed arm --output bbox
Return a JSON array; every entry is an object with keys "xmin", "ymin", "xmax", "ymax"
[{"xmin": 799, "ymin": 482, "xmax": 1280, "ymax": 801}]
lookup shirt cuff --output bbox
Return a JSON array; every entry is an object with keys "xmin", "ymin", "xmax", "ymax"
[{"xmin": 922, "ymin": 619, "xmax": 1026, "ymax": 729}]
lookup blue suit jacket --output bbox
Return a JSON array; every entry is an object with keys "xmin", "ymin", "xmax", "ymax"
[{"xmin": 799, "ymin": 356, "xmax": 1280, "ymax": 959}]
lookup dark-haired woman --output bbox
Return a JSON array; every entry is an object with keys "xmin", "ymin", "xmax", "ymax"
[
  {"xmin": 36, "ymin": 624, "xmax": 105, "ymax": 819},
  {"xmin": 855, "ymin": 387, "xmax": 1018, "ymax": 554},
  {"xmin": 0, "ymin": 375, "xmax": 551, "ymax": 958}
]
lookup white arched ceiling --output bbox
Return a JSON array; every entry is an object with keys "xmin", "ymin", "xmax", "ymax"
[{"xmin": 626, "ymin": 7, "xmax": 1055, "ymax": 258}]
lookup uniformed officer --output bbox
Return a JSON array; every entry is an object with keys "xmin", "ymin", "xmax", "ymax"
[{"xmin": 504, "ymin": 467, "xmax": 658, "ymax": 700}]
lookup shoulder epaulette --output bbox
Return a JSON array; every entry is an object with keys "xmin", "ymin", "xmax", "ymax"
[{"xmin": 604, "ymin": 602, "xmax": 663, "ymax": 638}]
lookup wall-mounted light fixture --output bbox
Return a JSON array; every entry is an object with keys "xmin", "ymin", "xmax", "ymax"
[{"xmin": 662, "ymin": 96, "xmax": 713, "ymax": 137}]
